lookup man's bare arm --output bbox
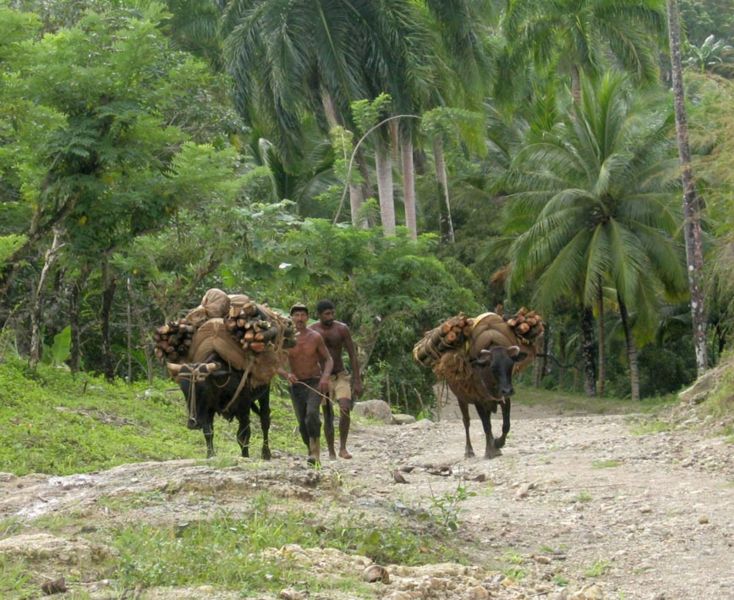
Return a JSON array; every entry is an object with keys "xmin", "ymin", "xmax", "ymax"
[{"xmin": 342, "ymin": 327, "xmax": 363, "ymax": 396}]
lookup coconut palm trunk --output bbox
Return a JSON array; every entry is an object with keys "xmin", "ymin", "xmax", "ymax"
[
  {"xmin": 666, "ymin": 0, "xmax": 708, "ymax": 375},
  {"xmin": 580, "ymin": 306, "xmax": 597, "ymax": 397},
  {"xmin": 618, "ymin": 294, "xmax": 640, "ymax": 401},
  {"xmin": 375, "ymin": 139, "xmax": 396, "ymax": 236},
  {"xmin": 101, "ymin": 256, "xmax": 117, "ymax": 382},
  {"xmin": 432, "ymin": 137, "xmax": 455, "ymax": 243},
  {"xmin": 401, "ymin": 131, "xmax": 418, "ymax": 239},
  {"xmin": 321, "ymin": 90, "xmax": 365, "ymax": 228},
  {"xmin": 597, "ymin": 284, "xmax": 605, "ymax": 396}
]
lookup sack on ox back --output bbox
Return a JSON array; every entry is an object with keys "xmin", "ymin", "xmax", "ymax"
[{"xmin": 189, "ymin": 318, "xmax": 251, "ymax": 372}]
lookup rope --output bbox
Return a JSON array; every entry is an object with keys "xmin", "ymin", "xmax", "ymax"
[
  {"xmin": 293, "ymin": 379, "xmax": 332, "ymax": 405},
  {"xmin": 176, "ymin": 364, "xmax": 212, "ymax": 425}
]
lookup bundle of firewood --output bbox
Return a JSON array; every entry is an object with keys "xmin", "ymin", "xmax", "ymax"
[
  {"xmin": 225, "ymin": 300, "xmax": 296, "ymax": 353},
  {"xmin": 153, "ymin": 319, "xmax": 196, "ymax": 362},
  {"xmin": 505, "ymin": 307, "xmax": 544, "ymax": 342},
  {"xmin": 413, "ymin": 313, "xmax": 474, "ymax": 367}
]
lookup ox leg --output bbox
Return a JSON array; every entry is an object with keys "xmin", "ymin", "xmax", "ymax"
[
  {"xmin": 475, "ymin": 403, "xmax": 501, "ymax": 459},
  {"xmin": 258, "ymin": 391, "xmax": 272, "ymax": 461},
  {"xmin": 202, "ymin": 412, "xmax": 215, "ymax": 458},
  {"xmin": 236, "ymin": 410, "xmax": 252, "ymax": 458},
  {"xmin": 458, "ymin": 400, "xmax": 475, "ymax": 458},
  {"xmin": 494, "ymin": 398, "xmax": 511, "ymax": 449}
]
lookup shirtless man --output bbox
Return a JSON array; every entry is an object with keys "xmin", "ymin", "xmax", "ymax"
[
  {"xmin": 278, "ymin": 303, "xmax": 333, "ymax": 465},
  {"xmin": 310, "ymin": 299, "xmax": 362, "ymax": 459}
]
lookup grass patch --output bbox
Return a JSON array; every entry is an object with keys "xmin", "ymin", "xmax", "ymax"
[
  {"xmin": 553, "ymin": 574, "xmax": 569, "ymax": 587},
  {"xmin": 584, "ymin": 559, "xmax": 610, "ymax": 577},
  {"xmin": 106, "ymin": 507, "xmax": 465, "ymax": 594},
  {"xmin": 0, "ymin": 358, "xmax": 302, "ymax": 476},
  {"xmin": 0, "ymin": 557, "xmax": 34, "ymax": 599},
  {"xmin": 574, "ymin": 491, "xmax": 593, "ymax": 503},
  {"xmin": 629, "ymin": 419, "xmax": 672, "ymax": 435},
  {"xmin": 515, "ymin": 385, "xmax": 676, "ymax": 416},
  {"xmin": 592, "ymin": 459, "xmax": 621, "ymax": 469}
]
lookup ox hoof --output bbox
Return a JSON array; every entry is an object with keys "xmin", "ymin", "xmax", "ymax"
[
  {"xmin": 464, "ymin": 449, "xmax": 475, "ymax": 459},
  {"xmin": 484, "ymin": 446, "xmax": 502, "ymax": 459},
  {"xmin": 261, "ymin": 447, "xmax": 272, "ymax": 461},
  {"xmin": 494, "ymin": 437, "xmax": 506, "ymax": 449}
]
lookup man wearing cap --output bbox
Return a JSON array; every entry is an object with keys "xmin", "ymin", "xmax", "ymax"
[
  {"xmin": 278, "ymin": 303, "xmax": 333, "ymax": 465},
  {"xmin": 310, "ymin": 299, "xmax": 362, "ymax": 459}
]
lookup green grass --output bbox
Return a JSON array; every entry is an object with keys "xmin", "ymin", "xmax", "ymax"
[
  {"xmin": 574, "ymin": 491, "xmax": 593, "ymax": 503},
  {"xmin": 592, "ymin": 459, "xmax": 622, "ymax": 469},
  {"xmin": 515, "ymin": 384, "xmax": 677, "ymax": 415},
  {"xmin": 0, "ymin": 358, "xmax": 303, "ymax": 476},
  {"xmin": 629, "ymin": 419, "xmax": 673, "ymax": 435},
  {"xmin": 584, "ymin": 559, "xmax": 610, "ymax": 577}
]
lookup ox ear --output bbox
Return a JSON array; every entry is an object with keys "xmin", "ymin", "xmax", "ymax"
[
  {"xmin": 507, "ymin": 345, "xmax": 528, "ymax": 362},
  {"xmin": 475, "ymin": 348, "xmax": 493, "ymax": 366}
]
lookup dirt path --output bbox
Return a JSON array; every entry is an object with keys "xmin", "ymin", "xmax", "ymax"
[{"xmin": 1, "ymin": 402, "xmax": 733, "ymax": 599}]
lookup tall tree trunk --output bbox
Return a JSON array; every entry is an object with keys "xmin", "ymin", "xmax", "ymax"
[
  {"xmin": 667, "ymin": 0, "xmax": 708, "ymax": 376},
  {"xmin": 101, "ymin": 256, "xmax": 117, "ymax": 382},
  {"xmin": 69, "ymin": 265, "xmax": 90, "ymax": 374},
  {"xmin": 597, "ymin": 284, "xmax": 606, "ymax": 396},
  {"xmin": 534, "ymin": 324, "xmax": 549, "ymax": 387},
  {"xmin": 401, "ymin": 132, "xmax": 418, "ymax": 240},
  {"xmin": 356, "ymin": 150, "xmax": 372, "ymax": 228},
  {"xmin": 558, "ymin": 328, "xmax": 567, "ymax": 390},
  {"xmin": 618, "ymin": 295, "xmax": 640, "ymax": 401},
  {"xmin": 570, "ymin": 64, "xmax": 582, "ymax": 105},
  {"xmin": 29, "ymin": 229, "xmax": 64, "ymax": 369},
  {"xmin": 433, "ymin": 137, "xmax": 455, "ymax": 243},
  {"xmin": 580, "ymin": 306, "xmax": 597, "ymax": 397},
  {"xmin": 375, "ymin": 139, "xmax": 396, "ymax": 236},
  {"xmin": 322, "ymin": 89, "xmax": 365, "ymax": 228}
]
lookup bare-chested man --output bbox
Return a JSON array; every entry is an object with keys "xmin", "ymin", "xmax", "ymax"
[
  {"xmin": 278, "ymin": 303, "xmax": 333, "ymax": 465},
  {"xmin": 310, "ymin": 299, "xmax": 362, "ymax": 459}
]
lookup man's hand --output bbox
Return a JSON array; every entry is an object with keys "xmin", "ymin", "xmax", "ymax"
[
  {"xmin": 353, "ymin": 378, "xmax": 363, "ymax": 398},
  {"xmin": 319, "ymin": 376, "xmax": 330, "ymax": 405}
]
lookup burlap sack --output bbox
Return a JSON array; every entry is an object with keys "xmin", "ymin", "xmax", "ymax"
[
  {"xmin": 189, "ymin": 318, "xmax": 251, "ymax": 371},
  {"xmin": 201, "ymin": 288, "xmax": 230, "ymax": 318}
]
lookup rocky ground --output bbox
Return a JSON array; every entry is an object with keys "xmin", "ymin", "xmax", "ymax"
[{"xmin": 1, "ymin": 396, "xmax": 732, "ymax": 600}]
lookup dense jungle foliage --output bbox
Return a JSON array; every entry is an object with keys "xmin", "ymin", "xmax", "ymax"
[{"xmin": 1, "ymin": 0, "xmax": 733, "ymax": 409}]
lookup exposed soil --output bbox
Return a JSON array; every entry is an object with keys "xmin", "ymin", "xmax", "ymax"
[{"xmin": 1, "ymin": 399, "xmax": 732, "ymax": 600}]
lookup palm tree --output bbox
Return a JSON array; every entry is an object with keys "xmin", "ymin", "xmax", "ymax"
[
  {"xmin": 666, "ymin": 0, "xmax": 708, "ymax": 376},
  {"xmin": 503, "ymin": 0, "xmax": 666, "ymax": 103},
  {"xmin": 506, "ymin": 72, "xmax": 687, "ymax": 399}
]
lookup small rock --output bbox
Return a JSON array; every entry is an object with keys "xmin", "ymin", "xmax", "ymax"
[
  {"xmin": 41, "ymin": 577, "xmax": 67, "ymax": 595},
  {"xmin": 393, "ymin": 413, "xmax": 417, "ymax": 425},
  {"xmin": 363, "ymin": 564, "xmax": 390, "ymax": 584},
  {"xmin": 393, "ymin": 470, "xmax": 408, "ymax": 484},
  {"xmin": 516, "ymin": 482, "xmax": 533, "ymax": 499},
  {"xmin": 698, "ymin": 515, "xmax": 710, "ymax": 525},
  {"xmin": 640, "ymin": 506, "xmax": 653, "ymax": 514},
  {"xmin": 465, "ymin": 585, "xmax": 490, "ymax": 599},
  {"xmin": 353, "ymin": 399, "xmax": 394, "ymax": 423},
  {"xmin": 533, "ymin": 554, "xmax": 552, "ymax": 564},
  {"xmin": 279, "ymin": 588, "xmax": 305, "ymax": 600}
]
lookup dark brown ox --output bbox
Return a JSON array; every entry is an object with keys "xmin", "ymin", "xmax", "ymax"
[
  {"xmin": 174, "ymin": 362, "xmax": 271, "ymax": 459},
  {"xmin": 450, "ymin": 345, "xmax": 527, "ymax": 459}
]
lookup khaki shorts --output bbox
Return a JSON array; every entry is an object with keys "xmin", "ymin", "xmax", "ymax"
[{"xmin": 329, "ymin": 371, "xmax": 352, "ymax": 400}]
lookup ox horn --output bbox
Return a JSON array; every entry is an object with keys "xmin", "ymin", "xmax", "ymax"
[
  {"xmin": 166, "ymin": 362, "xmax": 183, "ymax": 378},
  {"xmin": 506, "ymin": 345, "xmax": 521, "ymax": 358}
]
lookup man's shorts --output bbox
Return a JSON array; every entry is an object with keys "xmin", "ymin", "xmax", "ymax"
[{"xmin": 329, "ymin": 371, "xmax": 352, "ymax": 401}]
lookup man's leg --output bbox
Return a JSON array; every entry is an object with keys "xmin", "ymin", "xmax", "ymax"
[
  {"xmin": 304, "ymin": 389, "xmax": 322, "ymax": 465},
  {"xmin": 289, "ymin": 384, "xmax": 309, "ymax": 449},
  {"xmin": 337, "ymin": 396, "xmax": 352, "ymax": 459},
  {"xmin": 322, "ymin": 400, "xmax": 337, "ymax": 459}
]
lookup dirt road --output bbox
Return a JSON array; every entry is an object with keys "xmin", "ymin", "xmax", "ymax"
[{"xmin": 1, "ymin": 400, "xmax": 732, "ymax": 599}]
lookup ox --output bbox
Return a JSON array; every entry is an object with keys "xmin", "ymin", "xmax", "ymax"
[
  {"xmin": 175, "ymin": 361, "xmax": 271, "ymax": 459},
  {"xmin": 450, "ymin": 345, "xmax": 527, "ymax": 459}
]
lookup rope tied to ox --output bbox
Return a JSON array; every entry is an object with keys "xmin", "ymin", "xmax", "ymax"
[{"xmin": 175, "ymin": 363, "xmax": 217, "ymax": 426}]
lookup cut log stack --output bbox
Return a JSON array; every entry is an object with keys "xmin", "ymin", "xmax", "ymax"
[
  {"xmin": 153, "ymin": 319, "xmax": 196, "ymax": 362},
  {"xmin": 413, "ymin": 313, "xmax": 474, "ymax": 367},
  {"xmin": 225, "ymin": 300, "xmax": 296, "ymax": 354},
  {"xmin": 505, "ymin": 307, "xmax": 544, "ymax": 344},
  {"xmin": 152, "ymin": 288, "xmax": 296, "ymax": 371}
]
